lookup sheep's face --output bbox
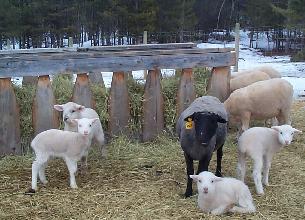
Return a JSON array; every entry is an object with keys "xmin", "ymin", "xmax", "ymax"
[
  {"xmin": 271, "ymin": 125, "xmax": 302, "ymax": 146},
  {"xmin": 72, "ymin": 118, "xmax": 99, "ymax": 136},
  {"xmin": 185, "ymin": 112, "xmax": 227, "ymax": 146},
  {"xmin": 190, "ymin": 171, "xmax": 222, "ymax": 195},
  {"xmin": 54, "ymin": 102, "xmax": 85, "ymax": 124}
]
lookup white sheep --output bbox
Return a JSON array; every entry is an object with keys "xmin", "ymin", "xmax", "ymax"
[
  {"xmin": 54, "ymin": 102, "xmax": 106, "ymax": 157},
  {"xmin": 190, "ymin": 171, "xmax": 256, "ymax": 215},
  {"xmin": 231, "ymin": 65, "xmax": 281, "ymax": 79},
  {"xmin": 29, "ymin": 118, "xmax": 99, "ymax": 192},
  {"xmin": 224, "ymin": 78, "xmax": 293, "ymax": 133},
  {"xmin": 237, "ymin": 125, "xmax": 302, "ymax": 195},
  {"xmin": 230, "ymin": 70, "xmax": 270, "ymax": 92}
]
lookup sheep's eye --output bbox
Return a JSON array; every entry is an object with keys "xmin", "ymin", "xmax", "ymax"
[
  {"xmin": 280, "ymin": 132, "xmax": 283, "ymax": 135},
  {"xmin": 79, "ymin": 124, "xmax": 82, "ymax": 127},
  {"xmin": 198, "ymin": 180, "xmax": 201, "ymax": 183},
  {"xmin": 71, "ymin": 110, "xmax": 75, "ymax": 113},
  {"xmin": 89, "ymin": 124, "xmax": 92, "ymax": 127},
  {"xmin": 211, "ymin": 180, "xmax": 214, "ymax": 183}
]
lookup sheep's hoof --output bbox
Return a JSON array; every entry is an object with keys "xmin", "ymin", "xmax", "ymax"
[
  {"xmin": 184, "ymin": 191, "xmax": 192, "ymax": 198},
  {"xmin": 41, "ymin": 180, "xmax": 48, "ymax": 185},
  {"xmin": 71, "ymin": 185, "xmax": 78, "ymax": 189},
  {"xmin": 257, "ymin": 191, "xmax": 264, "ymax": 196},
  {"xmin": 25, "ymin": 188, "xmax": 36, "ymax": 195}
]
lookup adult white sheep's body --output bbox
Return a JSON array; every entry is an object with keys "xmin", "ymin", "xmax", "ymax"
[
  {"xmin": 231, "ymin": 65, "xmax": 281, "ymax": 79},
  {"xmin": 230, "ymin": 70, "xmax": 270, "ymax": 92},
  {"xmin": 190, "ymin": 171, "xmax": 256, "ymax": 215},
  {"xmin": 30, "ymin": 118, "xmax": 99, "ymax": 192},
  {"xmin": 224, "ymin": 78, "xmax": 293, "ymax": 132},
  {"xmin": 54, "ymin": 102, "xmax": 106, "ymax": 157},
  {"xmin": 237, "ymin": 125, "xmax": 302, "ymax": 195}
]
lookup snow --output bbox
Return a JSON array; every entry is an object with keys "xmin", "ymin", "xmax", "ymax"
[{"xmin": 8, "ymin": 30, "xmax": 305, "ymax": 99}]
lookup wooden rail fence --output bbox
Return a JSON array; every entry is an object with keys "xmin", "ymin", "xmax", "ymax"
[{"xmin": 0, "ymin": 43, "xmax": 235, "ymax": 155}]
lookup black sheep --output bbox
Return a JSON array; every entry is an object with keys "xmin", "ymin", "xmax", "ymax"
[{"xmin": 176, "ymin": 96, "xmax": 228, "ymax": 197}]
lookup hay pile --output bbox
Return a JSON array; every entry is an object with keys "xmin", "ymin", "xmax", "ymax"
[
  {"xmin": 0, "ymin": 102, "xmax": 304, "ymax": 219},
  {"xmin": 1, "ymin": 73, "xmax": 305, "ymax": 219}
]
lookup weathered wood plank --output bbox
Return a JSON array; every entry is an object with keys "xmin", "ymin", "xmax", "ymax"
[
  {"xmin": 0, "ymin": 78, "xmax": 21, "ymax": 155},
  {"xmin": 177, "ymin": 68, "xmax": 196, "ymax": 116},
  {"xmin": 207, "ymin": 67, "xmax": 231, "ymax": 102},
  {"xmin": 32, "ymin": 75, "xmax": 59, "ymax": 135},
  {"xmin": 89, "ymin": 72, "xmax": 105, "ymax": 87},
  {"xmin": 72, "ymin": 73, "xmax": 95, "ymax": 108},
  {"xmin": 109, "ymin": 72, "xmax": 130, "ymax": 136},
  {"xmin": 142, "ymin": 69, "xmax": 164, "ymax": 142},
  {"xmin": 22, "ymin": 76, "xmax": 38, "ymax": 85},
  {"xmin": 0, "ymin": 52, "xmax": 236, "ymax": 77}
]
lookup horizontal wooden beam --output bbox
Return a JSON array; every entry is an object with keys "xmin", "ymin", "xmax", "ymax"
[{"xmin": 0, "ymin": 45, "xmax": 235, "ymax": 77}]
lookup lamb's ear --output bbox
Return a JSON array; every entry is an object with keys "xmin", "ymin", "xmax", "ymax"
[
  {"xmin": 189, "ymin": 175, "xmax": 199, "ymax": 182},
  {"xmin": 92, "ymin": 118, "xmax": 99, "ymax": 124},
  {"xmin": 271, "ymin": 126, "xmax": 280, "ymax": 132},
  {"xmin": 212, "ymin": 177, "xmax": 222, "ymax": 183},
  {"xmin": 54, "ymin": 105, "xmax": 64, "ymax": 111},
  {"xmin": 71, "ymin": 119, "xmax": 78, "ymax": 125},
  {"xmin": 293, "ymin": 128, "xmax": 302, "ymax": 133},
  {"xmin": 75, "ymin": 105, "xmax": 85, "ymax": 112}
]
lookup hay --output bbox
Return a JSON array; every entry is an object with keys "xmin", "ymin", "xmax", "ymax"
[{"xmin": 0, "ymin": 102, "xmax": 304, "ymax": 219}]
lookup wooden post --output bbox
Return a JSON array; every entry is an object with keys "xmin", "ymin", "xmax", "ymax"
[
  {"xmin": 109, "ymin": 72, "xmax": 130, "ymax": 136},
  {"xmin": 72, "ymin": 73, "xmax": 95, "ymax": 108},
  {"xmin": 234, "ymin": 23, "xmax": 240, "ymax": 72},
  {"xmin": 89, "ymin": 72, "xmax": 105, "ymax": 87},
  {"xmin": 22, "ymin": 76, "xmax": 38, "ymax": 85},
  {"xmin": 143, "ymin": 31, "xmax": 148, "ymax": 79},
  {"xmin": 32, "ymin": 75, "xmax": 59, "ymax": 135},
  {"xmin": 143, "ymin": 31, "xmax": 148, "ymax": 44},
  {"xmin": 177, "ymin": 68, "xmax": 195, "ymax": 116},
  {"xmin": 207, "ymin": 67, "xmax": 230, "ymax": 102},
  {"xmin": 0, "ymin": 78, "xmax": 21, "ymax": 155},
  {"xmin": 68, "ymin": 37, "xmax": 73, "ymax": 48},
  {"xmin": 142, "ymin": 69, "xmax": 164, "ymax": 141}
]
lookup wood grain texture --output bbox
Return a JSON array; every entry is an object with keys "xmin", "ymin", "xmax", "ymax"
[
  {"xmin": 109, "ymin": 72, "xmax": 130, "ymax": 136},
  {"xmin": 177, "ymin": 68, "xmax": 196, "ymax": 116},
  {"xmin": 0, "ymin": 78, "xmax": 21, "ymax": 155},
  {"xmin": 72, "ymin": 73, "xmax": 95, "ymax": 109},
  {"xmin": 32, "ymin": 75, "xmax": 59, "ymax": 135},
  {"xmin": 22, "ymin": 76, "xmax": 38, "ymax": 85},
  {"xmin": 142, "ymin": 69, "xmax": 164, "ymax": 142},
  {"xmin": 0, "ymin": 50, "xmax": 236, "ymax": 77},
  {"xmin": 207, "ymin": 66, "xmax": 231, "ymax": 102},
  {"xmin": 89, "ymin": 72, "xmax": 105, "ymax": 87}
]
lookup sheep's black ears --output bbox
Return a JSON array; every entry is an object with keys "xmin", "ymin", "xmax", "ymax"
[
  {"xmin": 54, "ymin": 105, "xmax": 64, "ymax": 111},
  {"xmin": 184, "ymin": 113, "xmax": 196, "ymax": 122},
  {"xmin": 212, "ymin": 114, "xmax": 227, "ymax": 123}
]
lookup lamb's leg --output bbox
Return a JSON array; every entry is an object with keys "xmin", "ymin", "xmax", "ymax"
[
  {"xmin": 38, "ymin": 162, "xmax": 48, "ymax": 184},
  {"xmin": 211, "ymin": 205, "xmax": 231, "ymax": 215},
  {"xmin": 237, "ymin": 151, "xmax": 246, "ymax": 182},
  {"xmin": 95, "ymin": 132, "xmax": 107, "ymax": 158},
  {"xmin": 32, "ymin": 155, "xmax": 48, "ymax": 190},
  {"xmin": 184, "ymin": 153, "xmax": 194, "ymax": 198},
  {"xmin": 230, "ymin": 205, "xmax": 255, "ymax": 213},
  {"xmin": 252, "ymin": 158, "xmax": 264, "ymax": 195},
  {"xmin": 65, "ymin": 158, "xmax": 78, "ymax": 189},
  {"xmin": 262, "ymin": 155, "xmax": 272, "ymax": 186},
  {"xmin": 215, "ymin": 146, "xmax": 223, "ymax": 177}
]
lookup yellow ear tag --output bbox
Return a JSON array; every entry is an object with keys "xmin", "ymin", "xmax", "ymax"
[{"xmin": 185, "ymin": 118, "xmax": 193, "ymax": 129}]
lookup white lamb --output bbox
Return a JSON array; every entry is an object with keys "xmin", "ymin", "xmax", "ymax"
[
  {"xmin": 190, "ymin": 171, "xmax": 256, "ymax": 215},
  {"xmin": 54, "ymin": 102, "xmax": 106, "ymax": 157},
  {"xmin": 237, "ymin": 125, "xmax": 302, "ymax": 195},
  {"xmin": 29, "ymin": 118, "xmax": 99, "ymax": 192}
]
